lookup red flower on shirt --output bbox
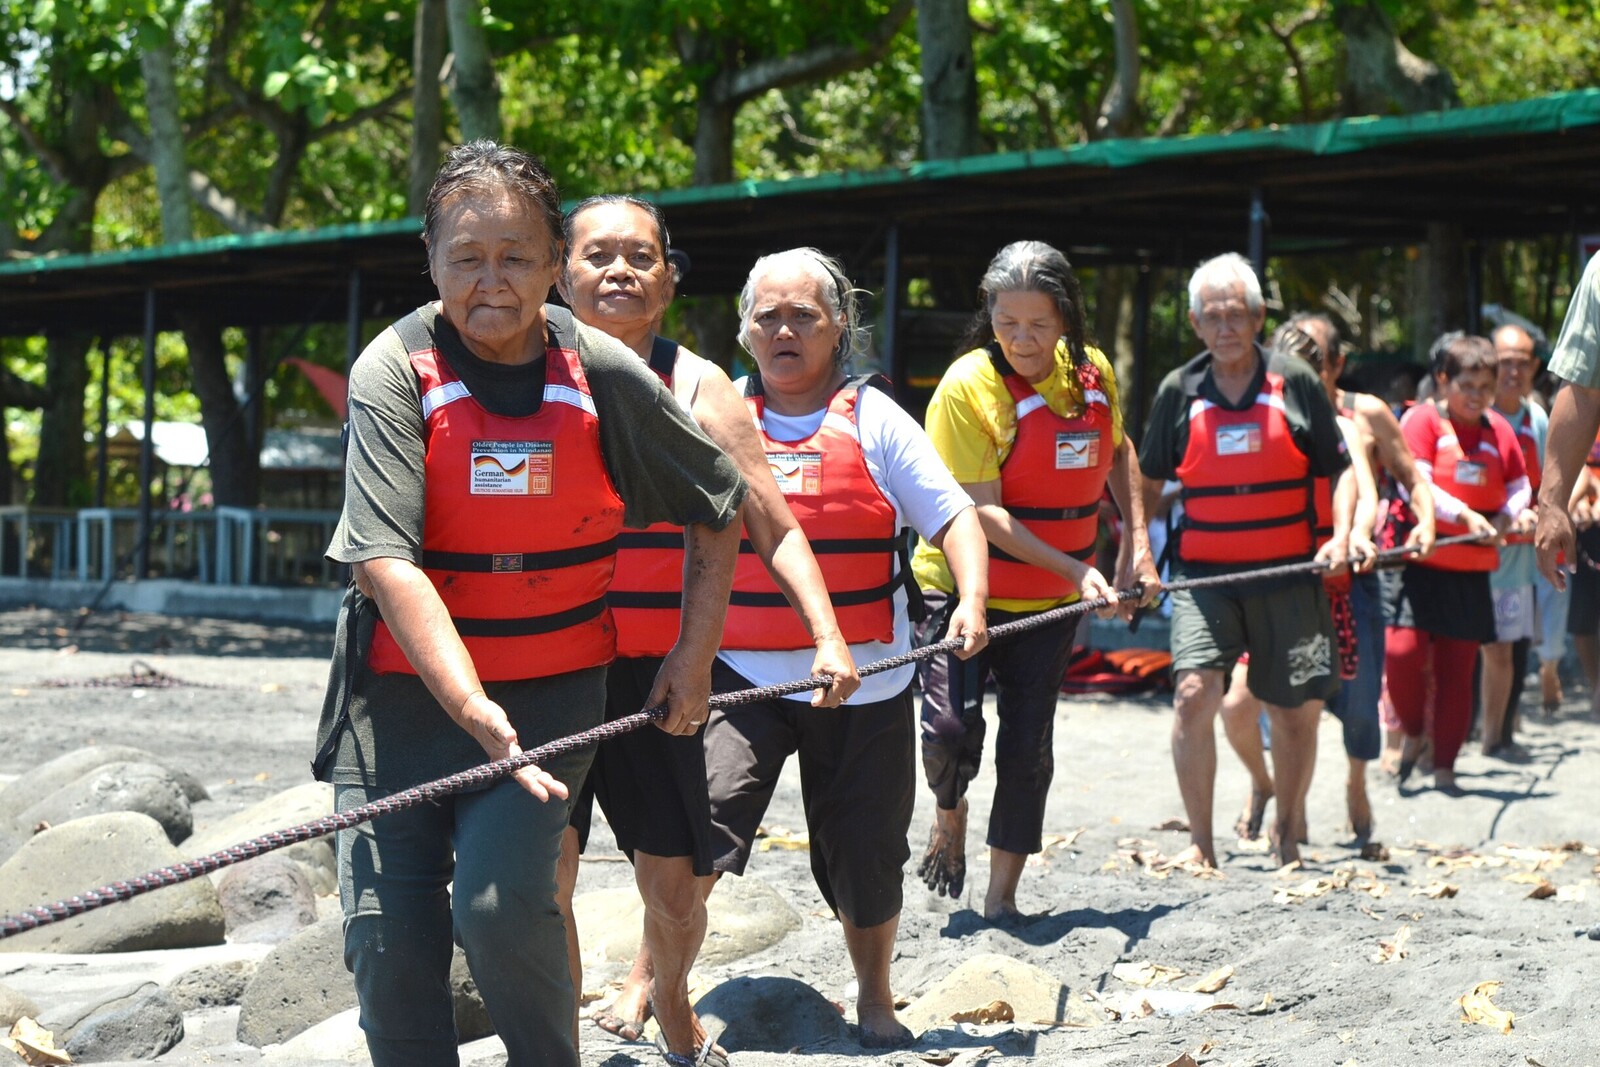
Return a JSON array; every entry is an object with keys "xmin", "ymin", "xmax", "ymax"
[{"xmin": 1076, "ymin": 358, "xmax": 1101, "ymax": 394}]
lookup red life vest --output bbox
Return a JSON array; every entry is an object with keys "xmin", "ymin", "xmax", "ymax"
[
  {"xmin": 1176, "ymin": 370, "xmax": 1314, "ymax": 564},
  {"xmin": 721, "ymin": 375, "xmax": 904, "ymax": 651},
  {"xmin": 987, "ymin": 344, "xmax": 1112, "ymax": 601},
  {"xmin": 1415, "ymin": 404, "xmax": 1505, "ymax": 573},
  {"xmin": 367, "ymin": 308, "xmax": 625, "ymax": 681},
  {"xmin": 1504, "ymin": 404, "xmax": 1541, "ymax": 545},
  {"xmin": 607, "ymin": 336, "xmax": 688, "ymax": 658}
]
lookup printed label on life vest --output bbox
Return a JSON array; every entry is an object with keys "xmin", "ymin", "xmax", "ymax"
[
  {"xmin": 1454, "ymin": 460, "xmax": 1488, "ymax": 487},
  {"xmin": 1056, "ymin": 432, "xmax": 1101, "ymax": 470},
  {"xmin": 1215, "ymin": 423, "xmax": 1262, "ymax": 456},
  {"xmin": 766, "ymin": 452, "xmax": 823, "ymax": 496},
  {"xmin": 471, "ymin": 440, "xmax": 553, "ymax": 496}
]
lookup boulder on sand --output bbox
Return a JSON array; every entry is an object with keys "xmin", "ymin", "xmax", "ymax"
[
  {"xmin": 0, "ymin": 811, "xmax": 225, "ymax": 953},
  {"xmin": 238, "ymin": 917, "xmax": 494, "ymax": 1047},
  {"xmin": 16, "ymin": 761, "xmax": 193, "ymax": 845},
  {"xmin": 38, "ymin": 981, "xmax": 185, "ymax": 1062},
  {"xmin": 0, "ymin": 745, "xmax": 206, "ymax": 823},
  {"xmin": 185, "ymin": 782, "xmax": 336, "ymax": 896},
  {"xmin": 0, "ymin": 980, "xmax": 40, "ymax": 1028},
  {"xmin": 165, "ymin": 958, "xmax": 258, "ymax": 1012},
  {"xmin": 218, "ymin": 853, "xmax": 317, "ymax": 944},
  {"xmin": 899, "ymin": 953, "xmax": 1100, "ymax": 1035},
  {"xmin": 574, "ymin": 874, "xmax": 800, "ymax": 968}
]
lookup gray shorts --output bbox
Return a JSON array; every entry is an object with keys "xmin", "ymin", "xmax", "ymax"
[
  {"xmin": 1492, "ymin": 584, "xmax": 1537, "ymax": 644},
  {"xmin": 1170, "ymin": 573, "xmax": 1340, "ymax": 708}
]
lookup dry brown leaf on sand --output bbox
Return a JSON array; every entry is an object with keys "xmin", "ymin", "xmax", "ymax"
[
  {"xmin": 2, "ymin": 1018, "xmax": 73, "ymax": 1065},
  {"xmin": 1187, "ymin": 965, "xmax": 1234, "ymax": 993},
  {"xmin": 949, "ymin": 1000, "xmax": 1014, "ymax": 1024},
  {"xmin": 1246, "ymin": 992, "xmax": 1275, "ymax": 1015},
  {"xmin": 1457, "ymin": 981, "xmax": 1514, "ymax": 1033},
  {"xmin": 1112, "ymin": 961, "xmax": 1187, "ymax": 987},
  {"xmin": 1161, "ymin": 1055, "xmax": 1202, "ymax": 1067},
  {"xmin": 1372, "ymin": 924, "xmax": 1411, "ymax": 964},
  {"xmin": 1273, "ymin": 877, "xmax": 1335, "ymax": 904},
  {"xmin": 1153, "ymin": 818, "xmax": 1190, "ymax": 832},
  {"xmin": 757, "ymin": 827, "xmax": 810, "ymax": 851},
  {"xmin": 1525, "ymin": 880, "xmax": 1558, "ymax": 900},
  {"xmin": 1041, "ymin": 827, "xmax": 1088, "ymax": 851},
  {"xmin": 1412, "ymin": 881, "xmax": 1459, "ymax": 899}
]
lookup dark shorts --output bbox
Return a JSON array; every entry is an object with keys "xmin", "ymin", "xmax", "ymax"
[
  {"xmin": 1169, "ymin": 571, "xmax": 1340, "ymax": 708},
  {"xmin": 1382, "ymin": 563, "xmax": 1495, "ymax": 643},
  {"xmin": 569, "ymin": 656, "xmax": 715, "ymax": 876},
  {"xmin": 1567, "ymin": 556, "xmax": 1600, "ymax": 638},
  {"xmin": 705, "ymin": 661, "xmax": 913, "ymax": 929}
]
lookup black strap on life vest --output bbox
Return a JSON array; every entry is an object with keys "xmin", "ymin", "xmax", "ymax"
[
  {"xmin": 1007, "ymin": 502, "xmax": 1102, "ymax": 521},
  {"xmin": 421, "ymin": 537, "xmax": 619, "ymax": 574},
  {"xmin": 648, "ymin": 334, "xmax": 678, "ymax": 380},
  {"xmin": 449, "ymin": 596, "xmax": 610, "ymax": 638}
]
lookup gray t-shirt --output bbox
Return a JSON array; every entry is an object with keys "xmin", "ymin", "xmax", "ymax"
[
  {"xmin": 313, "ymin": 303, "xmax": 746, "ymax": 788},
  {"xmin": 1549, "ymin": 251, "xmax": 1600, "ymax": 388}
]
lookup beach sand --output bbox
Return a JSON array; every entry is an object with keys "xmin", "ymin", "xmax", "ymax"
[{"xmin": 1, "ymin": 606, "xmax": 1596, "ymax": 1065}]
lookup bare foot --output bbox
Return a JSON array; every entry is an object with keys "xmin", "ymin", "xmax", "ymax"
[
  {"xmin": 1172, "ymin": 843, "xmax": 1217, "ymax": 869},
  {"xmin": 591, "ymin": 989, "xmax": 651, "ymax": 1041},
  {"xmin": 1433, "ymin": 768, "xmax": 1464, "ymax": 797},
  {"xmin": 857, "ymin": 998, "xmax": 913, "ymax": 1049},
  {"xmin": 1233, "ymin": 784, "xmax": 1273, "ymax": 840},
  {"xmin": 1270, "ymin": 829, "xmax": 1301, "ymax": 867},
  {"xmin": 650, "ymin": 993, "xmax": 720, "ymax": 1063},
  {"xmin": 917, "ymin": 800, "xmax": 967, "ymax": 899}
]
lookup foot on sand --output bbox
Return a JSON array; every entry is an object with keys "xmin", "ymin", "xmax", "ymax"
[
  {"xmin": 918, "ymin": 800, "xmax": 967, "ymax": 899},
  {"xmin": 857, "ymin": 1001, "xmax": 914, "ymax": 1049},
  {"xmin": 592, "ymin": 991, "xmax": 653, "ymax": 1041},
  {"xmin": 1397, "ymin": 734, "xmax": 1429, "ymax": 786},
  {"xmin": 1433, "ymin": 768, "xmax": 1465, "ymax": 797},
  {"xmin": 1234, "ymin": 785, "xmax": 1273, "ymax": 840},
  {"xmin": 1348, "ymin": 771, "xmax": 1373, "ymax": 842}
]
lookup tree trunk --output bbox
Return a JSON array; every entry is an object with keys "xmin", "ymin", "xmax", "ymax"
[
  {"xmin": 140, "ymin": 36, "xmax": 193, "ymax": 244},
  {"xmin": 916, "ymin": 0, "xmax": 979, "ymax": 159},
  {"xmin": 409, "ymin": 0, "xmax": 448, "ymax": 213},
  {"xmin": 691, "ymin": 92, "xmax": 738, "ymax": 186},
  {"xmin": 445, "ymin": 0, "xmax": 501, "ymax": 142},
  {"xmin": 33, "ymin": 332, "xmax": 93, "ymax": 507},
  {"xmin": 181, "ymin": 314, "xmax": 259, "ymax": 508},
  {"xmin": 1094, "ymin": 0, "xmax": 1141, "ymax": 139},
  {"xmin": 1335, "ymin": 0, "xmax": 1459, "ymax": 116}
]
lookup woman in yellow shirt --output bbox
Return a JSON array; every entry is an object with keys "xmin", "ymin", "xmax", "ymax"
[{"xmin": 914, "ymin": 240, "xmax": 1160, "ymax": 919}]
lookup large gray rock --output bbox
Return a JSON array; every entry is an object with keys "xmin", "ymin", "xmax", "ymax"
[
  {"xmin": 218, "ymin": 853, "xmax": 317, "ymax": 944},
  {"xmin": 165, "ymin": 958, "xmax": 258, "ymax": 1011},
  {"xmin": 186, "ymin": 782, "xmax": 336, "ymax": 896},
  {"xmin": 0, "ymin": 812, "xmax": 225, "ymax": 953},
  {"xmin": 574, "ymin": 875, "xmax": 800, "ymax": 969},
  {"xmin": 693, "ymin": 976, "xmax": 847, "ymax": 1052},
  {"xmin": 16, "ymin": 761, "xmax": 193, "ymax": 845},
  {"xmin": 237, "ymin": 917, "xmax": 493, "ymax": 1048},
  {"xmin": 39, "ymin": 981, "xmax": 184, "ymax": 1062},
  {"xmin": 0, "ymin": 745, "xmax": 206, "ymax": 822},
  {"xmin": 236, "ymin": 917, "xmax": 353, "ymax": 1047},
  {"xmin": 900, "ymin": 953, "xmax": 1100, "ymax": 1035},
  {"xmin": 259, "ymin": 1007, "xmax": 367, "ymax": 1065},
  {"xmin": 0, "ymin": 980, "xmax": 40, "ymax": 1027}
]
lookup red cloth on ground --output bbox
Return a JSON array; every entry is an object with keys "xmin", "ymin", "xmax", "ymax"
[{"xmin": 1384, "ymin": 625, "xmax": 1478, "ymax": 772}]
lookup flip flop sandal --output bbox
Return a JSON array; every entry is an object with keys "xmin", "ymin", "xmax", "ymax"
[{"xmin": 656, "ymin": 1030, "xmax": 729, "ymax": 1067}]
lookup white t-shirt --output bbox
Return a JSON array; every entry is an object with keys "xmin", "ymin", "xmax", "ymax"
[{"xmin": 719, "ymin": 382, "xmax": 974, "ymax": 703}]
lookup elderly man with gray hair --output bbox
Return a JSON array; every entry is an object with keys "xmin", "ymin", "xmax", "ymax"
[{"xmin": 1138, "ymin": 253, "xmax": 1351, "ymax": 866}]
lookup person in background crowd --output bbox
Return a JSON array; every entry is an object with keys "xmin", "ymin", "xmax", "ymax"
[
  {"xmin": 1139, "ymin": 253, "xmax": 1351, "ymax": 866},
  {"xmin": 1386, "ymin": 333, "xmax": 1526, "ymax": 796},
  {"xmin": 912, "ymin": 240, "xmax": 1158, "ymax": 919},
  {"xmin": 553, "ymin": 195, "xmax": 859, "ymax": 1059},
  {"xmin": 1481, "ymin": 324, "xmax": 1547, "ymax": 754},
  {"xmin": 704, "ymin": 248, "xmax": 991, "ymax": 1048},
  {"xmin": 316, "ymin": 142, "xmax": 746, "ymax": 1067}
]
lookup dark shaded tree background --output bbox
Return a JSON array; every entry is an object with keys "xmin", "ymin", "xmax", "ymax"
[{"xmin": 2, "ymin": 0, "xmax": 1597, "ymax": 504}]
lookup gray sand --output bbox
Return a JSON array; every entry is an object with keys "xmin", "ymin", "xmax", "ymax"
[{"xmin": 1, "ymin": 606, "xmax": 1597, "ymax": 1065}]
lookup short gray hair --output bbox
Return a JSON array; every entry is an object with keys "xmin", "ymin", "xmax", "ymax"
[
  {"xmin": 736, "ymin": 247, "xmax": 869, "ymax": 366},
  {"xmin": 422, "ymin": 140, "xmax": 562, "ymax": 263},
  {"xmin": 1188, "ymin": 252, "xmax": 1264, "ymax": 316}
]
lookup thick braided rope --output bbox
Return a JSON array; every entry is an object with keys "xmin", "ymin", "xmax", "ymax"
[{"xmin": 0, "ymin": 531, "xmax": 1484, "ymax": 939}]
